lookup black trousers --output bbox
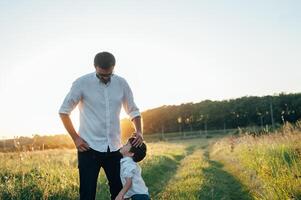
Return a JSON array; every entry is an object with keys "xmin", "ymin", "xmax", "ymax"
[{"xmin": 77, "ymin": 147, "xmax": 123, "ymax": 200}]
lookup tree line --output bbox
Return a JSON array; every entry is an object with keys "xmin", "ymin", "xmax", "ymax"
[
  {"xmin": 1, "ymin": 93, "xmax": 300, "ymax": 152},
  {"xmin": 122, "ymin": 92, "xmax": 301, "ymax": 135}
]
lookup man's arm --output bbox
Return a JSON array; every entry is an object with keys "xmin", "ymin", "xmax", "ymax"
[
  {"xmin": 115, "ymin": 177, "xmax": 132, "ymax": 200},
  {"xmin": 131, "ymin": 116, "xmax": 143, "ymax": 147},
  {"xmin": 59, "ymin": 113, "xmax": 90, "ymax": 152},
  {"xmin": 122, "ymin": 79, "xmax": 143, "ymax": 147}
]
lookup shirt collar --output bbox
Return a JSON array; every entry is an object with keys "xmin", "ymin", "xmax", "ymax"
[{"xmin": 121, "ymin": 156, "xmax": 134, "ymax": 163}]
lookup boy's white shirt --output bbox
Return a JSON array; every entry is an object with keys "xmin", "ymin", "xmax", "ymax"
[{"xmin": 120, "ymin": 156, "xmax": 149, "ymax": 198}]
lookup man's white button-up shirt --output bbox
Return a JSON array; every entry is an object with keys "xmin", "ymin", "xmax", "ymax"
[{"xmin": 59, "ymin": 72, "xmax": 140, "ymax": 152}]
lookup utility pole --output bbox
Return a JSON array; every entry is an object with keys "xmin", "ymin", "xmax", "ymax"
[
  {"xmin": 257, "ymin": 112, "xmax": 263, "ymax": 130},
  {"xmin": 2, "ymin": 136, "xmax": 6, "ymax": 152},
  {"xmin": 161, "ymin": 124, "xmax": 165, "ymax": 141},
  {"xmin": 270, "ymin": 102, "xmax": 275, "ymax": 128},
  {"xmin": 205, "ymin": 114, "xmax": 208, "ymax": 136},
  {"xmin": 177, "ymin": 117, "xmax": 183, "ymax": 138}
]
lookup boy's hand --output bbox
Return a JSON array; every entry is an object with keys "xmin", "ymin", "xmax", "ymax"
[
  {"xmin": 115, "ymin": 193, "xmax": 124, "ymax": 200},
  {"xmin": 132, "ymin": 132, "xmax": 143, "ymax": 147}
]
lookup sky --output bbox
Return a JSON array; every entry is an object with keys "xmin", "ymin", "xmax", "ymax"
[{"xmin": 0, "ymin": 0, "xmax": 300, "ymax": 138}]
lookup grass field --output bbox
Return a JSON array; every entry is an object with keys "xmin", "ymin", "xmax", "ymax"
[
  {"xmin": 211, "ymin": 123, "xmax": 301, "ymax": 200},
  {"xmin": 1, "ymin": 126, "xmax": 301, "ymax": 199}
]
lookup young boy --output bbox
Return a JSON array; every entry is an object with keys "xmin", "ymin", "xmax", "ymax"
[{"xmin": 115, "ymin": 137, "xmax": 150, "ymax": 200}]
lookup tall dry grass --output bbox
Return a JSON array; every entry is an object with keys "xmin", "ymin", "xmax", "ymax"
[{"xmin": 211, "ymin": 121, "xmax": 301, "ymax": 199}]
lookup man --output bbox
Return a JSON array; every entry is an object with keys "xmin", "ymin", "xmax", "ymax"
[{"xmin": 59, "ymin": 52, "xmax": 143, "ymax": 200}]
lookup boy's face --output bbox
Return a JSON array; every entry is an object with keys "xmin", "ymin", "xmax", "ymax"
[{"xmin": 120, "ymin": 141, "xmax": 134, "ymax": 157}]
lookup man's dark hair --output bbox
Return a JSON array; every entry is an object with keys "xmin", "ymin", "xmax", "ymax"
[
  {"xmin": 94, "ymin": 52, "xmax": 116, "ymax": 69},
  {"xmin": 128, "ymin": 137, "xmax": 147, "ymax": 162}
]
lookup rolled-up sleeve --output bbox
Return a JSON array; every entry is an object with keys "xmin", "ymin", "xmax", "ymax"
[
  {"xmin": 59, "ymin": 79, "xmax": 82, "ymax": 115},
  {"xmin": 122, "ymin": 80, "xmax": 140, "ymax": 120}
]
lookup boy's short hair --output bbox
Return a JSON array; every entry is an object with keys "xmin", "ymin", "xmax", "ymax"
[
  {"xmin": 128, "ymin": 137, "xmax": 147, "ymax": 162},
  {"xmin": 94, "ymin": 52, "xmax": 116, "ymax": 69}
]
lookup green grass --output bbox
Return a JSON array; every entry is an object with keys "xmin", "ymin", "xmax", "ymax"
[
  {"xmin": 158, "ymin": 140, "xmax": 252, "ymax": 200},
  {"xmin": 0, "ymin": 141, "xmax": 190, "ymax": 199},
  {"xmin": 198, "ymin": 156, "xmax": 253, "ymax": 200},
  {"xmin": 0, "ymin": 150, "xmax": 79, "ymax": 200},
  {"xmin": 1, "ymin": 128, "xmax": 301, "ymax": 200},
  {"xmin": 211, "ymin": 125, "xmax": 301, "ymax": 199},
  {"xmin": 158, "ymin": 148, "xmax": 205, "ymax": 200}
]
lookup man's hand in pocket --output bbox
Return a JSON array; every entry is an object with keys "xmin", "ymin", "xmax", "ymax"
[{"xmin": 74, "ymin": 136, "xmax": 90, "ymax": 152}]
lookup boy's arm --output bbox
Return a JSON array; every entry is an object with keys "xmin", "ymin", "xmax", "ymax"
[{"xmin": 115, "ymin": 177, "xmax": 132, "ymax": 200}]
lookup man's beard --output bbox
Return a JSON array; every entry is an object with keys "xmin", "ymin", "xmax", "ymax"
[
  {"xmin": 101, "ymin": 77, "xmax": 110, "ymax": 84},
  {"xmin": 96, "ymin": 73, "xmax": 111, "ymax": 84}
]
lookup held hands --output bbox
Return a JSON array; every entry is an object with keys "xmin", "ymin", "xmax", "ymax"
[
  {"xmin": 132, "ymin": 132, "xmax": 144, "ymax": 147},
  {"xmin": 74, "ymin": 136, "xmax": 90, "ymax": 152}
]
